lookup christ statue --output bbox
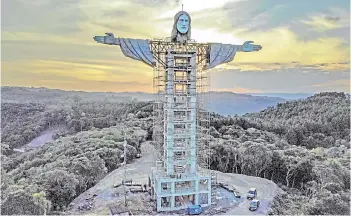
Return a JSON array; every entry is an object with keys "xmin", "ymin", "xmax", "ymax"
[
  {"xmin": 93, "ymin": 10, "xmax": 262, "ymax": 211},
  {"xmin": 93, "ymin": 10, "xmax": 262, "ymax": 69}
]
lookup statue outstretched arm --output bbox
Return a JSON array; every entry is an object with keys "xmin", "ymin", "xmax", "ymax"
[
  {"xmin": 93, "ymin": 33, "xmax": 154, "ymax": 67},
  {"xmin": 235, "ymin": 41, "xmax": 262, "ymax": 52},
  {"xmin": 206, "ymin": 41, "xmax": 262, "ymax": 69},
  {"xmin": 94, "ymin": 33, "xmax": 121, "ymax": 45}
]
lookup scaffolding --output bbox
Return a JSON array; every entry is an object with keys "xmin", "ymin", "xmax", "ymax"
[{"xmin": 151, "ymin": 38, "xmax": 214, "ymax": 211}]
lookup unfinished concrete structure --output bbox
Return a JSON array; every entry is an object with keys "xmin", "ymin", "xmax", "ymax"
[
  {"xmin": 151, "ymin": 44, "xmax": 213, "ymax": 210},
  {"xmin": 93, "ymin": 9, "xmax": 262, "ymax": 212}
]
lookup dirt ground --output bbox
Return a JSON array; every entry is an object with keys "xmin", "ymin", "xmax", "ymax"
[{"xmin": 67, "ymin": 142, "xmax": 281, "ymax": 215}]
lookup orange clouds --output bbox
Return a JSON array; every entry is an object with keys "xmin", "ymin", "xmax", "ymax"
[
  {"xmin": 2, "ymin": 1, "xmax": 349, "ymax": 93},
  {"xmin": 2, "ymin": 59, "xmax": 153, "ymax": 92},
  {"xmin": 231, "ymin": 28, "xmax": 350, "ymax": 66}
]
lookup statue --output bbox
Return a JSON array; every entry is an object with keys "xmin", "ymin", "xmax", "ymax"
[
  {"xmin": 93, "ymin": 10, "xmax": 262, "ymax": 69},
  {"xmin": 93, "ymin": 10, "xmax": 262, "ymax": 212}
]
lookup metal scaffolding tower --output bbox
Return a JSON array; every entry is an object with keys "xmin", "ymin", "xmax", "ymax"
[{"xmin": 151, "ymin": 38, "xmax": 213, "ymax": 211}]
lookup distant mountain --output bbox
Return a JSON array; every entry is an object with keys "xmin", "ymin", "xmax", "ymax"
[
  {"xmin": 0, "ymin": 86, "xmax": 154, "ymax": 103},
  {"xmin": 206, "ymin": 91, "xmax": 286, "ymax": 115},
  {"xmin": 1, "ymin": 86, "xmax": 287, "ymax": 115},
  {"xmin": 248, "ymin": 93, "xmax": 313, "ymax": 100}
]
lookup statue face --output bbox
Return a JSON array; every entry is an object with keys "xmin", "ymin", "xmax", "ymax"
[{"xmin": 176, "ymin": 14, "xmax": 189, "ymax": 34}]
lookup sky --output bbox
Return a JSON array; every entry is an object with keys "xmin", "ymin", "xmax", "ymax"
[{"xmin": 2, "ymin": 0, "xmax": 350, "ymax": 93}]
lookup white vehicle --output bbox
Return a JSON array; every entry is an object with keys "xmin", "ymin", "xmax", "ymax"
[
  {"xmin": 249, "ymin": 199, "xmax": 260, "ymax": 211},
  {"xmin": 247, "ymin": 188, "xmax": 257, "ymax": 199}
]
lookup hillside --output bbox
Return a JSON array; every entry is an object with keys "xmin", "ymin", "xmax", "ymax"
[
  {"xmin": 1, "ymin": 126, "xmax": 148, "ymax": 214},
  {"xmin": 1, "ymin": 99, "xmax": 151, "ymax": 155},
  {"xmin": 1, "ymin": 89, "xmax": 350, "ymax": 215},
  {"xmin": 244, "ymin": 92, "xmax": 350, "ymax": 148},
  {"xmin": 1, "ymin": 86, "xmax": 286, "ymax": 115},
  {"xmin": 207, "ymin": 92, "xmax": 350, "ymax": 215}
]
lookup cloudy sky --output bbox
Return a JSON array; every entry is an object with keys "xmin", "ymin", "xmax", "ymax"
[{"xmin": 2, "ymin": 0, "xmax": 350, "ymax": 93}]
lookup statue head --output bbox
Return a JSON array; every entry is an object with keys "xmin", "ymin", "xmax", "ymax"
[
  {"xmin": 177, "ymin": 14, "xmax": 190, "ymax": 33},
  {"xmin": 171, "ymin": 11, "xmax": 191, "ymax": 43}
]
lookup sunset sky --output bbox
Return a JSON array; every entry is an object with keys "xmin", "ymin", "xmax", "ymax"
[{"xmin": 2, "ymin": 0, "xmax": 350, "ymax": 93}]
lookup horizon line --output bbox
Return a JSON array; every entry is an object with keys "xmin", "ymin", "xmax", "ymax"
[{"xmin": 0, "ymin": 85, "xmax": 326, "ymax": 95}]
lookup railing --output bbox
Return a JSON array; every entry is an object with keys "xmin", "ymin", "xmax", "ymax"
[
  {"xmin": 175, "ymin": 186, "xmax": 196, "ymax": 193},
  {"xmin": 174, "ymin": 155, "xmax": 187, "ymax": 160},
  {"xmin": 173, "ymin": 144, "xmax": 187, "ymax": 149},
  {"xmin": 173, "ymin": 134, "xmax": 192, "ymax": 138},
  {"xmin": 174, "ymin": 103, "xmax": 188, "ymax": 108},
  {"xmin": 174, "ymin": 76, "xmax": 191, "ymax": 81},
  {"xmin": 174, "ymin": 165, "xmax": 186, "ymax": 173},
  {"xmin": 173, "ymin": 129, "xmax": 189, "ymax": 134},
  {"xmin": 174, "ymin": 90, "xmax": 187, "ymax": 94},
  {"xmin": 173, "ymin": 154, "xmax": 187, "ymax": 161},
  {"xmin": 174, "ymin": 117, "xmax": 186, "ymax": 121},
  {"xmin": 173, "ymin": 161, "xmax": 187, "ymax": 166}
]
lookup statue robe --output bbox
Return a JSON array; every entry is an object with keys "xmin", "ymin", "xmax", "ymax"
[
  {"xmin": 205, "ymin": 43, "xmax": 237, "ymax": 70},
  {"xmin": 118, "ymin": 38, "xmax": 154, "ymax": 67},
  {"xmin": 117, "ymin": 38, "xmax": 237, "ymax": 69}
]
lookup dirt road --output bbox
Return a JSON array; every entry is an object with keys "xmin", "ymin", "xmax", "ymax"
[
  {"xmin": 15, "ymin": 130, "xmax": 54, "ymax": 153},
  {"xmin": 216, "ymin": 171, "xmax": 280, "ymax": 215}
]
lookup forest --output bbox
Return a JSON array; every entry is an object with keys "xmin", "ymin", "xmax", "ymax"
[{"xmin": 1, "ymin": 88, "xmax": 350, "ymax": 215}]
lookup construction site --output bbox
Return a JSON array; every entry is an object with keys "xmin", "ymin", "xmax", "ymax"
[{"xmin": 68, "ymin": 140, "xmax": 279, "ymax": 215}]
